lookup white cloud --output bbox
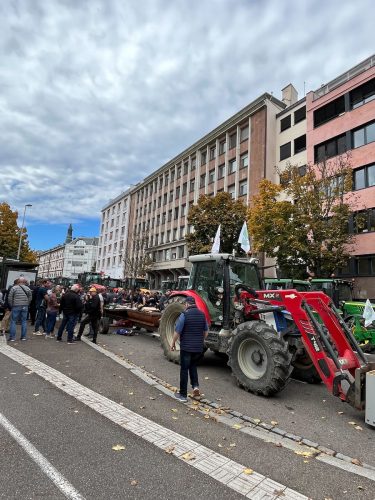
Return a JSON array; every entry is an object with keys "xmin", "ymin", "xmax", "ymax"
[{"xmin": 0, "ymin": 0, "xmax": 373, "ymax": 225}]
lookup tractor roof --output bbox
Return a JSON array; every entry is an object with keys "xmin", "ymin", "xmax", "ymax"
[
  {"xmin": 265, "ymin": 278, "xmax": 310, "ymax": 285},
  {"xmin": 189, "ymin": 253, "xmax": 255, "ymax": 263}
]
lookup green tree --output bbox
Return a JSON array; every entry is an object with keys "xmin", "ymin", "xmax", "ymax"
[
  {"xmin": 248, "ymin": 155, "xmax": 358, "ymax": 278},
  {"xmin": 0, "ymin": 202, "xmax": 37, "ymax": 262},
  {"xmin": 186, "ymin": 192, "xmax": 247, "ymax": 255}
]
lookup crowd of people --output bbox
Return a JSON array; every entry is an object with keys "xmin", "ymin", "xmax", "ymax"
[{"xmin": 0, "ymin": 279, "xmax": 173, "ymax": 344}]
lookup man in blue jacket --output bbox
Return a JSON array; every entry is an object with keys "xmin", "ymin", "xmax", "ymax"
[{"xmin": 171, "ymin": 296, "xmax": 208, "ymax": 402}]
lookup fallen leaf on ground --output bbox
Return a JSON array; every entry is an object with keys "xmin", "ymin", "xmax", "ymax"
[
  {"xmin": 10, "ymin": 372, "xmax": 17, "ymax": 375},
  {"xmin": 337, "ymin": 411, "xmax": 344, "ymax": 415},
  {"xmin": 275, "ymin": 443, "xmax": 282, "ymax": 447},
  {"xmin": 139, "ymin": 406, "xmax": 145, "ymax": 409},
  {"xmin": 165, "ymin": 446, "xmax": 175, "ymax": 454},
  {"xmin": 229, "ymin": 443, "xmax": 236, "ymax": 447},
  {"xmin": 303, "ymin": 460, "xmax": 309, "ymax": 464},
  {"xmin": 270, "ymin": 421, "xmax": 278, "ymax": 426},
  {"xmin": 24, "ymin": 371, "xmax": 33, "ymax": 375},
  {"xmin": 181, "ymin": 452, "xmax": 195, "ymax": 461},
  {"xmin": 274, "ymin": 490, "xmax": 286, "ymax": 496},
  {"xmin": 204, "ymin": 415, "xmax": 210, "ymax": 419},
  {"xmin": 232, "ymin": 424, "xmax": 242, "ymax": 430},
  {"xmin": 74, "ymin": 410, "xmax": 79, "ymax": 413},
  {"xmin": 128, "ymin": 392, "xmax": 134, "ymax": 395},
  {"xmin": 172, "ymin": 416, "xmax": 178, "ymax": 420},
  {"xmin": 192, "ymin": 401, "xmax": 199, "ymax": 406},
  {"xmin": 130, "ymin": 480, "xmax": 138, "ymax": 486},
  {"xmin": 149, "ymin": 397, "xmax": 156, "ymax": 400},
  {"xmin": 294, "ymin": 451, "xmax": 313, "ymax": 457},
  {"xmin": 33, "ymin": 394, "xmax": 39, "ymax": 397},
  {"xmin": 351, "ymin": 458, "xmax": 362, "ymax": 466},
  {"xmin": 204, "ymin": 376, "xmax": 209, "ymax": 380},
  {"xmin": 253, "ymin": 418, "xmax": 261, "ymax": 424},
  {"xmin": 354, "ymin": 426, "xmax": 363, "ymax": 431},
  {"xmin": 357, "ymin": 486, "xmax": 364, "ymax": 490},
  {"xmin": 171, "ymin": 408, "xmax": 178, "ymax": 413},
  {"xmin": 348, "ymin": 421, "xmax": 356, "ymax": 425},
  {"xmin": 243, "ymin": 468, "xmax": 253, "ymax": 475},
  {"xmin": 218, "ymin": 443, "xmax": 223, "ymax": 448},
  {"xmin": 112, "ymin": 444, "xmax": 125, "ymax": 451}
]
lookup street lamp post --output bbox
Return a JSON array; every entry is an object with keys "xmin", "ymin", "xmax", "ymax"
[{"xmin": 17, "ymin": 204, "xmax": 32, "ymax": 261}]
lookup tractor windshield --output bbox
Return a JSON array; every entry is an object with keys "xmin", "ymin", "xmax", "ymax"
[
  {"xmin": 229, "ymin": 261, "xmax": 261, "ymax": 291},
  {"xmin": 337, "ymin": 283, "xmax": 352, "ymax": 302}
]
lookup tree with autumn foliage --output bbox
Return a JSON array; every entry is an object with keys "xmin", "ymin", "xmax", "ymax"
[
  {"xmin": 186, "ymin": 192, "xmax": 247, "ymax": 255},
  {"xmin": 248, "ymin": 155, "xmax": 358, "ymax": 278},
  {"xmin": 0, "ymin": 202, "xmax": 37, "ymax": 262}
]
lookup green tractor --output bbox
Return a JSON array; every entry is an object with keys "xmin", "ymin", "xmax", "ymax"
[
  {"xmin": 310, "ymin": 278, "xmax": 375, "ymax": 349},
  {"xmin": 264, "ymin": 278, "xmax": 311, "ymax": 293}
]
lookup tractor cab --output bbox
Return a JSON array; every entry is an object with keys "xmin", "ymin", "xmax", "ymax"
[
  {"xmin": 264, "ymin": 278, "xmax": 311, "ymax": 292},
  {"xmin": 188, "ymin": 253, "xmax": 262, "ymax": 323},
  {"xmin": 309, "ymin": 278, "xmax": 353, "ymax": 308}
]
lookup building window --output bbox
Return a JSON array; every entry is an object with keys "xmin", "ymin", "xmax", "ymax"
[
  {"xmin": 178, "ymin": 246, "xmax": 185, "ymax": 258},
  {"xmin": 190, "ymin": 179, "xmax": 195, "ymax": 192},
  {"xmin": 314, "ymin": 96, "xmax": 345, "ymax": 128},
  {"xmin": 280, "ymin": 115, "xmax": 291, "ymax": 132},
  {"xmin": 191, "ymin": 157, "xmax": 196, "ymax": 170},
  {"xmin": 353, "ymin": 209, "xmax": 375, "ymax": 234},
  {"xmin": 219, "ymin": 140, "xmax": 226, "ymax": 155},
  {"xmin": 208, "ymin": 169, "xmax": 215, "ymax": 184},
  {"xmin": 239, "ymin": 180, "xmax": 247, "ymax": 196},
  {"xmin": 228, "ymin": 184, "xmax": 235, "ymax": 199},
  {"xmin": 352, "ymin": 121, "xmax": 375, "ymax": 149},
  {"xmin": 201, "ymin": 150, "xmax": 207, "ymax": 165},
  {"xmin": 200, "ymin": 174, "xmax": 206, "ymax": 188},
  {"xmin": 184, "ymin": 161, "xmax": 189, "ymax": 174},
  {"xmin": 350, "ymin": 77, "xmax": 375, "ymax": 109},
  {"xmin": 168, "ymin": 210, "xmax": 172, "ymax": 222},
  {"xmin": 353, "ymin": 163, "xmax": 375, "ymax": 190},
  {"xmin": 294, "ymin": 134, "xmax": 306, "ymax": 154},
  {"xmin": 181, "ymin": 204, "xmax": 186, "ymax": 216},
  {"xmin": 177, "ymin": 166, "xmax": 181, "ymax": 178},
  {"xmin": 210, "ymin": 146, "xmax": 216, "ymax": 160},
  {"xmin": 229, "ymin": 132, "xmax": 237, "ymax": 149},
  {"xmin": 314, "ymin": 134, "xmax": 346, "ymax": 162},
  {"xmin": 218, "ymin": 164, "xmax": 225, "ymax": 179},
  {"xmin": 169, "ymin": 191, "xmax": 174, "ymax": 203},
  {"xmin": 182, "ymin": 183, "xmax": 187, "ymax": 196},
  {"xmin": 280, "ymin": 142, "xmax": 291, "ymax": 161},
  {"xmin": 158, "ymin": 196, "xmax": 161, "ymax": 208},
  {"xmin": 355, "ymin": 255, "xmax": 375, "ymax": 276},
  {"xmin": 228, "ymin": 159, "xmax": 237, "ymax": 174},
  {"xmin": 294, "ymin": 106, "xmax": 306, "ymax": 124},
  {"xmin": 240, "ymin": 125, "xmax": 249, "ymax": 142},
  {"xmin": 240, "ymin": 153, "xmax": 248, "ymax": 169},
  {"xmin": 175, "ymin": 186, "xmax": 180, "ymax": 199}
]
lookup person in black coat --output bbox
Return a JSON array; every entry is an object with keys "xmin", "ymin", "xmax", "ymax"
[
  {"xmin": 56, "ymin": 285, "xmax": 83, "ymax": 344},
  {"xmin": 75, "ymin": 287, "xmax": 102, "ymax": 344}
]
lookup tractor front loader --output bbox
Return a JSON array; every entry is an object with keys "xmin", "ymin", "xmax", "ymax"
[{"xmin": 158, "ymin": 254, "xmax": 375, "ymax": 426}]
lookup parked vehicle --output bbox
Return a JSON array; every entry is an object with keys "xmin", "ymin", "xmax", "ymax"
[
  {"xmin": 159, "ymin": 253, "xmax": 375, "ymax": 425},
  {"xmin": 177, "ymin": 275, "xmax": 189, "ymax": 291},
  {"xmin": 264, "ymin": 278, "xmax": 311, "ymax": 292},
  {"xmin": 0, "ymin": 258, "xmax": 38, "ymax": 289}
]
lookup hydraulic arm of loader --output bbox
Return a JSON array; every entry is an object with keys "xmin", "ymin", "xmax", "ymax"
[{"xmin": 256, "ymin": 290, "xmax": 375, "ymax": 410}]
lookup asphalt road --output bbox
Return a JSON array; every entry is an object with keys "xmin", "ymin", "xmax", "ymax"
[{"xmin": 0, "ymin": 326, "xmax": 374, "ymax": 499}]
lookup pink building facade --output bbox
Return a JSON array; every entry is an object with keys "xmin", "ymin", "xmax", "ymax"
[{"xmin": 306, "ymin": 55, "xmax": 375, "ymax": 298}]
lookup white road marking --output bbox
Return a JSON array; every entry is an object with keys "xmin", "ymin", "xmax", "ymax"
[
  {"xmin": 0, "ymin": 344, "xmax": 308, "ymax": 500},
  {"xmin": 0, "ymin": 412, "xmax": 85, "ymax": 500}
]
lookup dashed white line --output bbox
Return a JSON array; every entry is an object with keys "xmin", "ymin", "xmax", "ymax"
[
  {"xmin": 0, "ymin": 412, "xmax": 85, "ymax": 500},
  {"xmin": 0, "ymin": 344, "xmax": 308, "ymax": 500}
]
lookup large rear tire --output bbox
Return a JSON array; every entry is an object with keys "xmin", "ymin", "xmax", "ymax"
[
  {"xmin": 292, "ymin": 352, "xmax": 321, "ymax": 384},
  {"xmin": 228, "ymin": 321, "xmax": 292, "ymax": 396},
  {"xmin": 159, "ymin": 301, "xmax": 184, "ymax": 363},
  {"xmin": 99, "ymin": 317, "xmax": 110, "ymax": 334}
]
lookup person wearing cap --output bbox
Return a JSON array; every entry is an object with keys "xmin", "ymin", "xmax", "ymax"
[
  {"xmin": 171, "ymin": 296, "xmax": 208, "ymax": 402},
  {"xmin": 75, "ymin": 287, "xmax": 102, "ymax": 344},
  {"xmin": 56, "ymin": 284, "xmax": 83, "ymax": 344}
]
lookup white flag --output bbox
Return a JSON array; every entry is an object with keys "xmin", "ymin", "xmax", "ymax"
[
  {"xmin": 238, "ymin": 221, "xmax": 251, "ymax": 253},
  {"xmin": 211, "ymin": 225, "xmax": 221, "ymax": 254},
  {"xmin": 362, "ymin": 299, "xmax": 375, "ymax": 328}
]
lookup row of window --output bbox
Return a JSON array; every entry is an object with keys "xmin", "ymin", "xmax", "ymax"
[
  {"xmin": 314, "ymin": 120, "xmax": 375, "ymax": 162},
  {"xmin": 151, "ymin": 246, "xmax": 186, "ymax": 262},
  {"xmin": 314, "ymin": 77, "xmax": 375, "ymax": 128},
  {"xmin": 279, "ymin": 134, "xmax": 306, "ymax": 161},
  {"xmin": 280, "ymin": 105, "xmax": 306, "ymax": 132},
  {"xmin": 353, "ymin": 163, "xmax": 375, "ymax": 190},
  {"xmin": 135, "ymin": 154, "xmax": 249, "ymax": 217},
  {"xmin": 352, "ymin": 209, "xmax": 375, "ymax": 234},
  {"xmin": 103, "ymin": 201, "xmax": 128, "ymax": 220},
  {"xmin": 338, "ymin": 254, "xmax": 375, "ymax": 277}
]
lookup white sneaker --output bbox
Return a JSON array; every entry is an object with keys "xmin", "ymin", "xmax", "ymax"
[{"xmin": 36, "ymin": 332, "xmax": 44, "ymax": 336}]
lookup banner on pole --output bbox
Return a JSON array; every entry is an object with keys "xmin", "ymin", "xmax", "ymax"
[
  {"xmin": 238, "ymin": 221, "xmax": 251, "ymax": 253},
  {"xmin": 211, "ymin": 225, "xmax": 221, "ymax": 254}
]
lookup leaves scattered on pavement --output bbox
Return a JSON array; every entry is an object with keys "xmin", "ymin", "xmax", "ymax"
[
  {"xmin": 112, "ymin": 444, "xmax": 125, "ymax": 451},
  {"xmin": 181, "ymin": 452, "xmax": 195, "ymax": 461}
]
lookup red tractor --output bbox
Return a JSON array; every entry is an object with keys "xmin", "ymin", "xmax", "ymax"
[{"xmin": 159, "ymin": 254, "xmax": 375, "ymax": 424}]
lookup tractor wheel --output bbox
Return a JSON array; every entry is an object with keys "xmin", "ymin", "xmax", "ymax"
[
  {"xmin": 228, "ymin": 321, "xmax": 292, "ymax": 396},
  {"xmin": 292, "ymin": 352, "xmax": 321, "ymax": 384},
  {"xmin": 159, "ymin": 301, "xmax": 184, "ymax": 364},
  {"xmin": 99, "ymin": 317, "xmax": 110, "ymax": 335}
]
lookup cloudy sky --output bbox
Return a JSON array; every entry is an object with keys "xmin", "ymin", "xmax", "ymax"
[{"xmin": 0, "ymin": 0, "xmax": 373, "ymax": 250}]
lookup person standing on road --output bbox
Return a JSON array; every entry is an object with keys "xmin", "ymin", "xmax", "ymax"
[
  {"xmin": 45, "ymin": 287, "xmax": 60, "ymax": 338},
  {"xmin": 75, "ymin": 287, "xmax": 102, "ymax": 344},
  {"xmin": 56, "ymin": 284, "xmax": 83, "ymax": 344},
  {"xmin": 34, "ymin": 279, "xmax": 50, "ymax": 335},
  {"xmin": 7, "ymin": 278, "xmax": 32, "ymax": 341},
  {"xmin": 171, "ymin": 296, "xmax": 208, "ymax": 402}
]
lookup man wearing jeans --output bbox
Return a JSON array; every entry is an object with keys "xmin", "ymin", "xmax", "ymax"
[
  {"xmin": 171, "ymin": 296, "xmax": 208, "ymax": 402},
  {"xmin": 56, "ymin": 285, "xmax": 83, "ymax": 344},
  {"xmin": 7, "ymin": 278, "xmax": 32, "ymax": 341}
]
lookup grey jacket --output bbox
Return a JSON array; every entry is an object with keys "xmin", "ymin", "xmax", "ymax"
[{"xmin": 8, "ymin": 285, "xmax": 32, "ymax": 307}]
